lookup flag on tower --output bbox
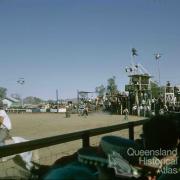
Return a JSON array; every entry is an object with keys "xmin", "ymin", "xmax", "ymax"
[
  {"xmin": 132, "ymin": 48, "xmax": 138, "ymax": 56},
  {"xmin": 155, "ymin": 53, "xmax": 162, "ymax": 60}
]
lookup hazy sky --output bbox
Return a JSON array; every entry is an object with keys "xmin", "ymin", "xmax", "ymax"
[{"xmin": 0, "ymin": 0, "xmax": 180, "ymax": 100}]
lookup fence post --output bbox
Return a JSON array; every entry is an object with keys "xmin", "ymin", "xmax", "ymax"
[
  {"xmin": 128, "ymin": 122, "xmax": 134, "ymax": 140},
  {"xmin": 82, "ymin": 132, "xmax": 90, "ymax": 148}
]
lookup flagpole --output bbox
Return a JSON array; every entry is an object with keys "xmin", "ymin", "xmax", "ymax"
[
  {"xmin": 131, "ymin": 48, "xmax": 138, "ymax": 74},
  {"xmin": 154, "ymin": 53, "xmax": 162, "ymax": 87},
  {"xmin": 132, "ymin": 55, "xmax": 135, "ymax": 75},
  {"xmin": 157, "ymin": 59, "xmax": 161, "ymax": 86},
  {"xmin": 154, "ymin": 53, "xmax": 162, "ymax": 97},
  {"xmin": 131, "ymin": 49, "xmax": 135, "ymax": 74}
]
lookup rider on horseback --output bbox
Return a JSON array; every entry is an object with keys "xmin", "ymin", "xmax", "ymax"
[{"xmin": 0, "ymin": 100, "xmax": 12, "ymax": 144}]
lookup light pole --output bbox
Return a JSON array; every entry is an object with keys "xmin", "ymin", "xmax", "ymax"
[
  {"xmin": 17, "ymin": 78, "xmax": 25, "ymax": 107},
  {"xmin": 154, "ymin": 53, "xmax": 162, "ymax": 86},
  {"xmin": 154, "ymin": 53, "xmax": 163, "ymax": 103}
]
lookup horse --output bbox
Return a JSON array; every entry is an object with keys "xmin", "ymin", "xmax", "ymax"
[{"xmin": 0, "ymin": 136, "xmax": 39, "ymax": 171}]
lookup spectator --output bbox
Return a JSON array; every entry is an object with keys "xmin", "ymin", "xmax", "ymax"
[
  {"xmin": 123, "ymin": 108, "xmax": 129, "ymax": 120},
  {"xmin": 0, "ymin": 100, "xmax": 12, "ymax": 144}
]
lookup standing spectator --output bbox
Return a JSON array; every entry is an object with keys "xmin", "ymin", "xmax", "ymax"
[
  {"xmin": 82, "ymin": 103, "xmax": 88, "ymax": 116},
  {"xmin": 123, "ymin": 108, "xmax": 129, "ymax": 120}
]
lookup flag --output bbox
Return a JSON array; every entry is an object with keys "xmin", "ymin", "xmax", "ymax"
[
  {"xmin": 132, "ymin": 48, "xmax": 138, "ymax": 56},
  {"xmin": 155, "ymin": 53, "xmax": 162, "ymax": 60}
]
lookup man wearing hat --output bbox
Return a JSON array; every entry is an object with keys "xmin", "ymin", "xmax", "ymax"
[{"xmin": 0, "ymin": 100, "xmax": 12, "ymax": 144}]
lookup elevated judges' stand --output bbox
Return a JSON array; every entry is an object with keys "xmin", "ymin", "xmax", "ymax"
[{"xmin": 125, "ymin": 64, "xmax": 152, "ymax": 116}]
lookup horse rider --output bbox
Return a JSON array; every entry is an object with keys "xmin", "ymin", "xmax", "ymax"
[{"xmin": 0, "ymin": 100, "xmax": 12, "ymax": 144}]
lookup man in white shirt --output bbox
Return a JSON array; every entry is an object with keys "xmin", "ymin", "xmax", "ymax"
[{"xmin": 0, "ymin": 101, "xmax": 12, "ymax": 143}]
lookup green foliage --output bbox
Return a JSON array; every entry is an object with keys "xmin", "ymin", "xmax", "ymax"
[
  {"xmin": 23, "ymin": 96, "xmax": 43, "ymax": 105},
  {"xmin": 151, "ymin": 81, "xmax": 159, "ymax": 98},
  {"xmin": 107, "ymin": 76, "xmax": 118, "ymax": 96},
  {"xmin": 95, "ymin": 85, "xmax": 106, "ymax": 97},
  {"xmin": 0, "ymin": 87, "xmax": 7, "ymax": 100}
]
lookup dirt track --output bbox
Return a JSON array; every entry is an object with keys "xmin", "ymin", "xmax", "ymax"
[
  {"xmin": 9, "ymin": 112, "xmax": 142, "ymax": 139},
  {"xmin": 9, "ymin": 113, "xmax": 144, "ymax": 161},
  {"xmin": 9, "ymin": 112, "xmax": 144, "ymax": 163}
]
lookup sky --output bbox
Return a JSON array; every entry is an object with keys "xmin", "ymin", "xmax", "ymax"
[{"xmin": 0, "ymin": 0, "xmax": 180, "ymax": 100}]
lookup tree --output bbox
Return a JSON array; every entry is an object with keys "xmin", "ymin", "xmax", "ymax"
[
  {"xmin": 0, "ymin": 87, "xmax": 7, "ymax": 100},
  {"xmin": 23, "ymin": 96, "xmax": 43, "ymax": 105},
  {"xmin": 151, "ymin": 81, "xmax": 159, "ymax": 98},
  {"xmin": 107, "ymin": 76, "xmax": 118, "ymax": 96},
  {"xmin": 95, "ymin": 85, "xmax": 106, "ymax": 97}
]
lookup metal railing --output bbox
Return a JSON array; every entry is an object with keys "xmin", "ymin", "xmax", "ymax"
[{"xmin": 0, "ymin": 118, "xmax": 148, "ymax": 158}]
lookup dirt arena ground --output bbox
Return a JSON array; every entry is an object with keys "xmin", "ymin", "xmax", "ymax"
[
  {"xmin": 10, "ymin": 112, "xmax": 143, "ymax": 139},
  {"xmin": 0, "ymin": 112, "xmax": 145, "ymax": 178}
]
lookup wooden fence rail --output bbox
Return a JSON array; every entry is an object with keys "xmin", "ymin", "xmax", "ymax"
[{"xmin": 0, "ymin": 118, "xmax": 148, "ymax": 158}]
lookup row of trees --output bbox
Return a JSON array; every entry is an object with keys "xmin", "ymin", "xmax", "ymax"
[
  {"xmin": 0, "ymin": 86, "xmax": 44, "ymax": 105},
  {"xmin": 0, "ymin": 86, "xmax": 68, "ymax": 106}
]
